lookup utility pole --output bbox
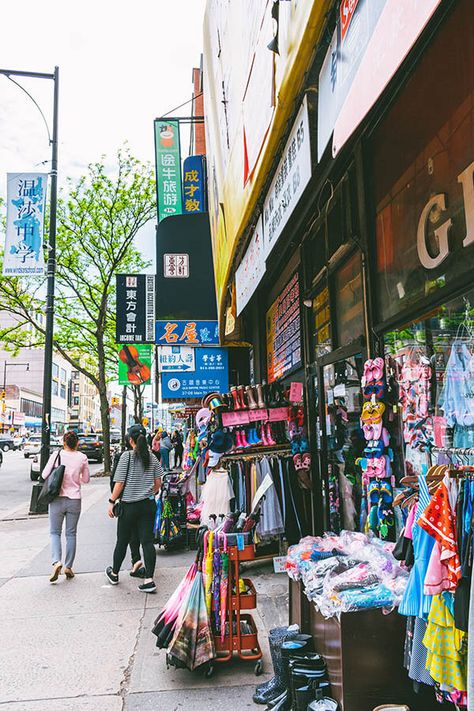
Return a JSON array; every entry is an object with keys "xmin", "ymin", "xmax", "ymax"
[{"xmin": 121, "ymin": 386, "xmax": 127, "ymax": 448}]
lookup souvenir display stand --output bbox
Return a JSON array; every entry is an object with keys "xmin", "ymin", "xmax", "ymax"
[{"xmin": 210, "ymin": 540, "xmax": 263, "ymax": 676}]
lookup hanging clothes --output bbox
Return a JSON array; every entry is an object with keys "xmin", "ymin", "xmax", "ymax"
[
  {"xmin": 200, "ymin": 468, "xmax": 234, "ymax": 527},
  {"xmin": 255, "ymin": 458, "xmax": 284, "ymax": 538},
  {"xmin": 423, "ymin": 592, "xmax": 467, "ymax": 693}
]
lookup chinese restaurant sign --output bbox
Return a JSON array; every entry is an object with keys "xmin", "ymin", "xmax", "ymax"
[
  {"xmin": 116, "ymin": 274, "xmax": 156, "ymax": 343},
  {"xmin": 266, "ymin": 273, "xmax": 301, "ymax": 384},
  {"xmin": 118, "ymin": 344, "xmax": 152, "ymax": 386},
  {"xmin": 263, "ymin": 98, "xmax": 311, "ymax": 260},
  {"xmin": 154, "ymin": 120, "xmax": 183, "ymax": 222},
  {"xmin": 161, "ymin": 347, "xmax": 228, "ymax": 399},
  {"xmin": 4, "ymin": 173, "xmax": 47, "ymax": 276},
  {"xmin": 155, "ymin": 320, "xmax": 219, "ymax": 346},
  {"xmin": 183, "ymin": 155, "xmax": 206, "ymax": 213}
]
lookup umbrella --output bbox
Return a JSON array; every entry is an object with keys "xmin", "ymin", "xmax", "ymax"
[
  {"xmin": 212, "ymin": 542, "xmax": 221, "ymax": 632},
  {"xmin": 204, "ymin": 530, "xmax": 214, "ymax": 617},
  {"xmin": 152, "ymin": 562, "xmax": 198, "ymax": 648},
  {"xmin": 153, "ymin": 496, "xmax": 162, "ymax": 538},
  {"xmin": 220, "ymin": 537, "xmax": 229, "ymax": 641},
  {"xmin": 168, "ymin": 571, "xmax": 216, "ymax": 670}
]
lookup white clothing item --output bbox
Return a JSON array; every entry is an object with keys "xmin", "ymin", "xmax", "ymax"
[{"xmin": 200, "ymin": 468, "xmax": 234, "ymax": 527}]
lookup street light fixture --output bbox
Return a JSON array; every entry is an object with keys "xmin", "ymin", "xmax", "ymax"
[{"xmin": 0, "ymin": 67, "xmax": 59, "ymax": 513}]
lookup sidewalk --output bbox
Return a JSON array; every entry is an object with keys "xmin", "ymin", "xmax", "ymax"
[{"xmin": 0, "ymin": 478, "xmax": 288, "ymax": 710}]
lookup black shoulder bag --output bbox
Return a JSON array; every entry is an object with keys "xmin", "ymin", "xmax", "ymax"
[
  {"xmin": 38, "ymin": 451, "xmax": 65, "ymax": 505},
  {"xmin": 112, "ymin": 451, "xmax": 132, "ymax": 518}
]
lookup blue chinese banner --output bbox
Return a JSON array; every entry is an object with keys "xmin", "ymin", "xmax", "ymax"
[
  {"xmin": 161, "ymin": 347, "xmax": 228, "ymax": 399},
  {"xmin": 155, "ymin": 320, "xmax": 219, "ymax": 346},
  {"xmin": 4, "ymin": 173, "xmax": 47, "ymax": 275},
  {"xmin": 183, "ymin": 155, "xmax": 206, "ymax": 213}
]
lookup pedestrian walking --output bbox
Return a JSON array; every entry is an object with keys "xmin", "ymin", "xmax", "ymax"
[
  {"xmin": 43, "ymin": 430, "xmax": 90, "ymax": 583},
  {"xmin": 111, "ymin": 436, "xmax": 145, "ymax": 578},
  {"xmin": 151, "ymin": 429, "xmax": 161, "ymax": 461},
  {"xmin": 106, "ymin": 424, "xmax": 162, "ymax": 593},
  {"xmin": 172, "ymin": 429, "xmax": 184, "ymax": 469},
  {"xmin": 159, "ymin": 430, "xmax": 173, "ymax": 471}
]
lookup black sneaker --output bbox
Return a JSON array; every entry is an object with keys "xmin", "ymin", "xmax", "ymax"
[
  {"xmin": 105, "ymin": 566, "xmax": 119, "ymax": 585},
  {"xmin": 138, "ymin": 581, "xmax": 156, "ymax": 593},
  {"xmin": 130, "ymin": 566, "xmax": 146, "ymax": 578}
]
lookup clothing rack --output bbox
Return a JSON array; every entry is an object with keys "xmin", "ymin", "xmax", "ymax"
[
  {"xmin": 222, "ymin": 446, "xmax": 292, "ymax": 462},
  {"xmin": 431, "ymin": 447, "xmax": 474, "ymax": 456}
]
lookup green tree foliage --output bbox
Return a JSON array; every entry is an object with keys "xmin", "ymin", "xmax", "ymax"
[{"xmin": 0, "ymin": 149, "xmax": 155, "ymax": 472}]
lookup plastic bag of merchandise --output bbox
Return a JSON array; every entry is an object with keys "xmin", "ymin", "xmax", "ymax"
[{"xmin": 285, "ymin": 536, "xmax": 320, "ymax": 580}]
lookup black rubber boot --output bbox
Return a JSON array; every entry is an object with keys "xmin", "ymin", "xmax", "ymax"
[{"xmin": 253, "ymin": 626, "xmax": 300, "ymax": 705}]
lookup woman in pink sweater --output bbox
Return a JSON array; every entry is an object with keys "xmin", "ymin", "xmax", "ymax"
[{"xmin": 42, "ymin": 430, "xmax": 90, "ymax": 582}]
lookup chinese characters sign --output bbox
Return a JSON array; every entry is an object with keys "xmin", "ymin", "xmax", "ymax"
[
  {"xmin": 155, "ymin": 320, "xmax": 219, "ymax": 346},
  {"xmin": 266, "ymin": 272, "xmax": 301, "ymax": 384},
  {"xmin": 154, "ymin": 120, "xmax": 183, "ymax": 222},
  {"xmin": 4, "ymin": 173, "xmax": 47, "ymax": 276},
  {"xmin": 161, "ymin": 347, "xmax": 229, "ymax": 399},
  {"xmin": 164, "ymin": 253, "xmax": 189, "ymax": 278},
  {"xmin": 118, "ymin": 344, "xmax": 152, "ymax": 386},
  {"xmin": 263, "ymin": 98, "xmax": 311, "ymax": 260},
  {"xmin": 158, "ymin": 346, "xmax": 195, "ymax": 373},
  {"xmin": 116, "ymin": 274, "xmax": 156, "ymax": 343},
  {"xmin": 183, "ymin": 155, "xmax": 206, "ymax": 213},
  {"xmin": 235, "ymin": 215, "xmax": 265, "ymax": 315}
]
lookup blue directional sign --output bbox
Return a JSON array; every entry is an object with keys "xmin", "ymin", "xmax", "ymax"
[
  {"xmin": 155, "ymin": 320, "xmax": 219, "ymax": 346},
  {"xmin": 158, "ymin": 346, "xmax": 195, "ymax": 373},
  {"xmin": 161, "ymin": 347, "xmax": 229, "ymax": 399}
]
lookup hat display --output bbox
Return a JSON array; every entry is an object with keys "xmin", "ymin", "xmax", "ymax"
[
  {"xmin": 208, "ymin": 450, "xmax": 222, "ymax": 468},
  {"xmin": 202, "ymin": 392, "xmax": 226, "ymax": 411},
  {"xmin": 128, "ymin": 423, "xmax": 147, "ymax": 440},
  {"xmin": 209, "ymin": 428, "xmax": 233, "ymax": 454},
  {"xmin": 196, "ymin": 407, "xmax": 212, "ymax": 429}
]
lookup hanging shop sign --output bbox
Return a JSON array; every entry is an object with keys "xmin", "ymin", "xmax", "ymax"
[
  {"xmin": 266, "ymin": 272, "xmax": 301, "ymax": 383},
  {"xmin": 318, "ymin": 0, "xmax": 386, "ymax": 161},
  {"xmin": 156, "ymin": 320, "xmax": 219, "ymax": 346},
  {"xmin": 154, "ymin": 120, "xmax": 183, "ymax": 222},
  {"xmin": 116, "ymin": 274, "xmax": 156, "ymax": 343},
  {"xmin": 118, "ymin": 344, "xmax": 152, "ymax": 386},
  {"xmin": 161, "ymin": 347, "xmax": 228, "ymax": 399},
  {"xmin": 332, "ymin": 0, "xmax": 442, "ymax": 157},
  {"xmin": 155, "ymin": 213, "xmax": 218, "ymax": 321},
  {"xmin": 263, "ymin": 97, "xmax": 311, "ymax": 260},
  {"xmin": 183, "ymin": 155, "xmax": 206, "ymax": 213},
  {"xmin": 235, "ymin": 215, "xmax": 265, "ymax": 316},
  {"xmin": 158, "ymin": 346, "xmax": 196, "ymax": 373},
  {"xmin": 4, "ymin": 173, "xmax": 47, "ymax": 276}
]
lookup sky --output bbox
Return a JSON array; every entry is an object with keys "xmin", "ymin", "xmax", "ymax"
[{"xmin": 0, "ymin": 0, "xmax": 207, "ymax": 266}]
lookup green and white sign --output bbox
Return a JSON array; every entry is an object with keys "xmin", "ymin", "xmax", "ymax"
[
  {"xmin": 118, "ymin": 344, "xmax": 152, "ymax": 386},
  {"xmin": 154, "ymin": 120, "xmax": 183, "ymax": 223}
]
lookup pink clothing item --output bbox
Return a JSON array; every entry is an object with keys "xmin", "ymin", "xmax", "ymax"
[
  {"xmin": 42, "ymin": 449, "xmax": 90, "ymax": 499},
  {"xmin": 424, "ymin": 540, "xmax": 451, "ymax": 596},
  {"xmin": 404, "ymin": 503, "xmax": 417, "ymax": 540}
]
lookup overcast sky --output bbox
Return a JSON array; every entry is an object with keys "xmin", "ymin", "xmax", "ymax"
[{"xmin": 0, "ymin": 0, "xmax": 207, "ymax": 265}]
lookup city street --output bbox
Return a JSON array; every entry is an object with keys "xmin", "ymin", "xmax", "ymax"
[{"xmin": 0, "ymin": 462, "xmax": 287, "ymax": 710}]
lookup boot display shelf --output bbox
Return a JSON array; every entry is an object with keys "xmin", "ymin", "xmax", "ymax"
[{"xmin": 206, "ymin": 542, "xmax": 263, "ymax": 678}]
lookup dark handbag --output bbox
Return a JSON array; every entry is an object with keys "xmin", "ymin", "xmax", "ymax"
[
  {"xmin": 38, "ymin": 452, "xmax": 65, "ymax": 505},
  {"xmin": 112, "ymin": 451, "xmax": 131, "ymax": 518}
]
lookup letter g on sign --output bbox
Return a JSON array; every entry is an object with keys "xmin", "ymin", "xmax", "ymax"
[{"xmin": 417, "ymin": 194, "xmax": 452, "ymax": 269}]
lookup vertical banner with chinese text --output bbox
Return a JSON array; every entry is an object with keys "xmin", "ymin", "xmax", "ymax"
[
  {"xmin": 4, "ymin": 173, "xmax": 47, "ymax": 276},
  {"xmin": 116, "ymin": 274, "xmax": 156, "ymax": 343},
  {"xmin": 154, "ymin": 120, "xmax": 183, "ymax": 222},
  {"xmin": 183, "ymin": 155, "xmax": 206, "ymax": 213}
]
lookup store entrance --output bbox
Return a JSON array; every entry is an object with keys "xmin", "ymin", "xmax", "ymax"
[{"xmin": 310, "ymin": 341, "xmax": 366, "ymax": 534}]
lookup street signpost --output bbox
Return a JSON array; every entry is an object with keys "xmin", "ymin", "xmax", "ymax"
[
  {"xmin": 158, "ymin": 346, "xmax": 195, "ymax": 373},
  {"xmin": 161, "ymin": 347, "xmax": 229, "ymax": 399}
]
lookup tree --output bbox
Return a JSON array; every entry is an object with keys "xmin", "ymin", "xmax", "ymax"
[{"xmin": 0, "ymin": 149, "xmax": 155, "ymax": 473}]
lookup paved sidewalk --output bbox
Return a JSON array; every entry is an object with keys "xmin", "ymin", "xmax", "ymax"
[{"xmin": 0, "ymin": 478, "xmax": 288, "ymax": 710}]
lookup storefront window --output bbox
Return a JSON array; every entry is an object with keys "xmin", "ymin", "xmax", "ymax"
[
  {"xmin": 322, "ymin": 353, "xmax": 365, "ymax": 533},
  {"xmin": 334, "ymin": 253, "xmax": 364, "ymax": 346},
  {"xmin": 384, "ymin": 287, "xmax": 474, "ymax": 475},
  {"xmin": 312, "ymin": 286, "xmax": 332, "ymax": 359}
]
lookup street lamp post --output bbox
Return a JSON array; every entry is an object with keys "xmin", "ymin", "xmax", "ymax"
[
  {"xmin": 0, "ymin": 66, "xmax": 59, "ymax": 512},
  {"xmin": 1, "ymin": 361, "xmax": 30, "ymax": 433}
]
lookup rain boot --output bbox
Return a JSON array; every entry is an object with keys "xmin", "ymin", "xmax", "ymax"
[
  {"xmin": 253, "ymin": 626, "xmax": 299, "ymax": 705},
  {"xmin": 237, "ymin": 384, "xmax": 247, "ymax": 409},
  {"xmin": 240, "ymin": 428, "xmax": 251, "ymax": 448},
  {"xmin": 246, "ymin": 428, "xmax": 256, "ymax": 446},
  {"xmin": 266, "ymin": 422, "xmax": 277, "ymax": 446},
  {"xmin": 234, "ymin": 429, "xmax": 243, "ymax": 448},
  {"xmin": 230, "ymin": 386, "xmax": 241, "ymax": 410},
  {"xmin": 246, "ymin": 385, "xmax": 258, "ymax": 410},
  {"xmin": 261, "ymin": 424, "xmax": 270, "ymax": 446},
  {"xmin": 256, "ymin": 383, "xmax": 266, "ymax": 409},
  {"xmin": 253, "ymin": 426, "xmax": 262, "ymax": 445}
]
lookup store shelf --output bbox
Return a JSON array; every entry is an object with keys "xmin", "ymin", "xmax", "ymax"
[{"xmin": 232, "ymin": 578, "xmax": 257, "ymax": 610}]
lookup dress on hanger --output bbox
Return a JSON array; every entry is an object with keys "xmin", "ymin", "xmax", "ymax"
[
  {"xmin": 200, "ymin": 468, "xmax": 235, "ymax": 527},
  {"xmin": 256, "ymin": 458, "xmax": 284, "ymax": 538}
]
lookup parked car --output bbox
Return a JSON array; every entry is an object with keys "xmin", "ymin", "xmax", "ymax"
[
  {"xmin": 0, "ymin": 435, "xmax": 14, "ymax": 452},
  {"xmin": 23, "ymin": 435, "xmax": 42, "ymax": 458},
  {"xmin": 78, "ymin": 433, "xmax": 104, "ymax": 462}
]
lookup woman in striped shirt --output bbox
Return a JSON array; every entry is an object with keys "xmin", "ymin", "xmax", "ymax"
[{"xmin": 106, "ymin": 424, "xmax": 162, "ymax": 593}]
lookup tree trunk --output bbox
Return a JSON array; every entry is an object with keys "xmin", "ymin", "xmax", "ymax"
[{"xmin": 97, "ymin": 334, "xmax": 111, "ymax": 474}]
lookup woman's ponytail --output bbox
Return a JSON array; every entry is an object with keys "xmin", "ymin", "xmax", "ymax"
[{"xmin": 134, "ymin": 434, "xmax": 150, "ymax": 469}]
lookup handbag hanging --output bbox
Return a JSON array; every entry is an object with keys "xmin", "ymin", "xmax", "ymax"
[
  {"xmin": 112, "ymin": 451, "xmax": 132, "ymax": 518},
  {"xmin": 38, "ymin": 451, "xmax": 65, "ymax": 505}
]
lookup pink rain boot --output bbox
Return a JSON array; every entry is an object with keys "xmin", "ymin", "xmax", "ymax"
[
  {"xmin": 240, "ymin": 428, "xmax": 251, "ymax": 447},
  {"xmin": 234, "ymin": 429, "xmax": 243, "ymax": 448},
  {"xmin": 266, "ymin": 422, "xmax": 277, "ymax": 446}
]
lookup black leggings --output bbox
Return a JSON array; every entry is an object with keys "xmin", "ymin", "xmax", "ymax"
[
  {"xmin": 175, "ymin": 448, "xmax": 183, "ymax": 468},
  {"xmin": 113, "ymin": 498, "xmax": 156, "ymax": 578}
]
